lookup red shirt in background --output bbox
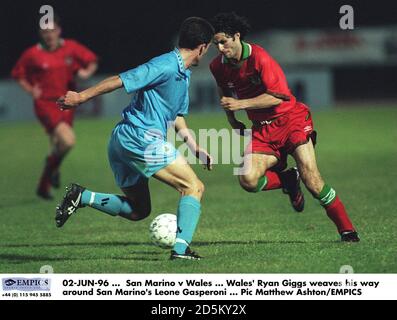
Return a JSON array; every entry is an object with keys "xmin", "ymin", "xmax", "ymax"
[{"xmin": 12, "ymin": 39, "xmax": 97, "ymax": 101}]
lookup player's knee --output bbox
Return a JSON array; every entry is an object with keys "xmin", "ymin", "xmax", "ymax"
[
  {"xmin": 64, "ymin": 135, "xmax": 76, "ymax": 149},
  {"xmin": 239, "ymin": 175, "xmax": 258, "ymax": 193},
  {"xmin": 198, "ymin": 180, "xmax": 205, "ymax": 195},
  {"xmin": 182, "ymin": 179, "xmax": 205, "ymax": 198},
  {"xmin": 54, "ymin": 126, "xmax": 75, "ymax": 152},
  {"xmin": 57, "ymin": 134, "xmax": 75, "ymax": 153},
  {"xmin": 192, "ymin": 179, "xmax": 205, "ymax": 196}
]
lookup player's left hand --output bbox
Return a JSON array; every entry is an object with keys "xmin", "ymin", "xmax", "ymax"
[
  {"xmin": 77, "ymin": 68, "xmax": 92, "ymax": 80},
  {"xmin": 220, "ymin": 97, "xmax": 245, "ymax": 111},
  {"xmin": 57, "ymin": 91, "xmax": 81, "ymax": 110},
  {"xmin": 195, "ymin": 147, "xmax": 213, "ymax": 171}
]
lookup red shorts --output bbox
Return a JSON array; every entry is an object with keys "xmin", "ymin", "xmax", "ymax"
[
  {"xmin": 246, "ymin": 102, "xmax": 316, "ymax": 171},
  {"xmin": 34, "ymin": 99, "xmax": 75, "ymax": 134}
]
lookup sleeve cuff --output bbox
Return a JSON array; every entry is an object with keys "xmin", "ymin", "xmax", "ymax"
[{"xmin": 119, "ymin": 72, "xmax": 131, "ymax": 94}]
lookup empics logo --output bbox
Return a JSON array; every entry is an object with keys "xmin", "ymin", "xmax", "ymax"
[
  {"xmin": 4, "ymin": 279, "xmax": 16, "ymax": 286},
  {"xmin": 2, "ymin": 278, "xmax": 51, "ymax": 291}
]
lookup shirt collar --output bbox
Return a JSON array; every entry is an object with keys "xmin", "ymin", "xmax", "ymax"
[
  {"xmin": 222, "ymin": 41, "xmax": 252, "ymax": 64},
  {"xmin": 37, "ymin": 38, "xmax": 65, "ymax": 51},
  {"xmin": 173, "ymin": 47, "xmax": 189, "ymax": 75}
]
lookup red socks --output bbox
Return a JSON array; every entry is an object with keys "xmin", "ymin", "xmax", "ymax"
[
  {"xmin": 37, "ymin": 153, "xmax": 63, "ymax": 192},
  {"xmin": 263, "ymin": 171, "xmax": 282, "ymax": 190},
  {"xmin": 324, "ymin": 196, "xmax": 354, "ymax": 233},
  {"xmin": 46, "ymin": 153, "xmax": 63, "ymax": 173}
]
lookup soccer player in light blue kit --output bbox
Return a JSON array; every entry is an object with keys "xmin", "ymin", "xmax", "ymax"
[{"xmin": 55, "ymin": 17, "xmax": 214, "ymax": 260}]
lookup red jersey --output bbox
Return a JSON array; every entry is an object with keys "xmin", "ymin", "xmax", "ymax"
[
  {"xmin": 12, "ymin": 39, "xmax": 97, "ymax": 100},
  {"xmin": 210, "ymin": 43, "xmax": 296, "ymax": 121}
]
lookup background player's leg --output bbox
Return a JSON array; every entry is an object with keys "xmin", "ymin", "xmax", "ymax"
[
  {"xmin": 37, "ymin": 122, "xmax": 75, "ymax": 198},
  {"xmin": 50, "ymin": 122, "xmax": 76, "ymax": 176},
  {"xmin": 292, "ymin": 139, "xmax": 358, "ymax": 238},
  {"xmin": 38, "ymin": 122, "xmax": 76, "ymax": 197},
  {"xmin": 154, "ymin": 156, "xmax": 204, "ymax": 255}
]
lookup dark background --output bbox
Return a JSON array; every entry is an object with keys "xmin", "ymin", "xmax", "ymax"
[{"xmin": 1, "ymin": 0, "xmax": 397, "ymax": 100}]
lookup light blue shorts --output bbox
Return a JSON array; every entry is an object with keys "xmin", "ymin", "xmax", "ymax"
[{"xmin": 108, "ymin": 123, "xmax": 179, "ymax": 188}]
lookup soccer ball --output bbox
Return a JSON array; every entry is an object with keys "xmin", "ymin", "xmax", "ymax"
[{"xmin": 149, "ymin": 213, "xmax": 177, "ymax": 249}]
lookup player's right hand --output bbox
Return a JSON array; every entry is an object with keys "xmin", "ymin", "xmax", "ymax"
[
  {"xmin": 195, "ymin": 147, "xmax": 214, "ymax": 171},
  {"xmin": 57, "ymin": 91, "xmax": 81, "ymax": 110},
  {"xmin": 31, "ymin": 85, "xmax": 42, "ymax": 99}
]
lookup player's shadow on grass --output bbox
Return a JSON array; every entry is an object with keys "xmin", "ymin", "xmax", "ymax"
[
  {"xmin": 194, "ymin": 240, "xmax": 338, "ymax": 245},
  {"xmin": 0, "ymin": 198, "xmax": 43, "ymax": 209},
  {"xmin": 1, "ymin": 239, "xmax": 338, "ymax": 251},
  {"xmin": 0, "ymin": 254, "xmax": 66, "ymax": 263},
  {"xmin": 1, "ymin": 241, "xmax": 154, "ymax": 248},
  {"xmin": 0, "ymin": 242, "xmax": 165, "ymax": 263},
  {"xmin": 0, "ymin": 253, "xmax": 162, "ymax": 264}
]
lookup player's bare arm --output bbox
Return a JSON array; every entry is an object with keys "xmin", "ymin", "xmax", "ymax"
[
  {"xmin": 58, "ymin": 75, "xmax": 123, "ymax": 109},
  {"xmin": 175, "ymin": 116, "xmax": 213, "ymax": 170},
  {"xmin": 17, "ymin": 79, "xmax": 42, "ymax": 99},
  {"xmin": 77, "ymin": 61, "xmax": 98, "ymax": 80},
  {"xmin": 217, "ymin": 86, "xmax": 246, "ymax": 135},
  {"xmin": 221, "ymin": 93, "xmax": 282, "ymax": 111}
]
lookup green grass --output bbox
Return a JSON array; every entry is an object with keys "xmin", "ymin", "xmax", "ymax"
[{"xmin": 0, "ymin": 106, "xmax": 396, "ymax": 273}]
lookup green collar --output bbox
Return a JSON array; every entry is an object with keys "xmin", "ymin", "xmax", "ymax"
[
  {"xmin": 223, "ymin": 41, "xmax": 251, "ymax": 64},
  {"xmin": 38, "ymin": 39, "xmax": 64, "ymax": 51}
]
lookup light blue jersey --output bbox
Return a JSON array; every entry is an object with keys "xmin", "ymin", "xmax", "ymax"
[
  {"xmin": 108, "ymin": 48, "xmax": 191, "ymax": 187},
  {"xmin": 119, "ymin": 48, "xmax": 191, "ymax": 138}
]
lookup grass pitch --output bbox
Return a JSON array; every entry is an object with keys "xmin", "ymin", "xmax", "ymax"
[{"xmin": 0, "ymin": 106, "xmax": 396, "ymax": 273}]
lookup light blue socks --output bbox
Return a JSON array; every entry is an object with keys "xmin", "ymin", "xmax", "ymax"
[
  {"xmin": 173, "ymin": 195, "xmax": 201, "ymax": 254},
  {"xmin": 81, "ymin": 190, "xmax": 133, "ymax": 216}
]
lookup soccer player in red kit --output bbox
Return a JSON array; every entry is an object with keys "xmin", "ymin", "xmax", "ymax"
[
  {"xmin": 12, "ymin": 17, "xmax": 98, "ymax": 199},
  {"xmin": 210, "ymin": 12, "xmax": 359, "ymax": 242}
]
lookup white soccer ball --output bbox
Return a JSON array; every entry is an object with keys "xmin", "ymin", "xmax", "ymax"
[{"xmin": 149, "ymin": 213, "xmax": 177, "ymax": 249}]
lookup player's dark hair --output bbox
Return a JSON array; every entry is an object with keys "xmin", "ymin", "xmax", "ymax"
[
  {"xmin": 178, "ymin": 17, "xmax": 214, "ymax": 49},
  {"xmin": 211, "ymin": 12, "xmax": 251, "ymax": 39}
]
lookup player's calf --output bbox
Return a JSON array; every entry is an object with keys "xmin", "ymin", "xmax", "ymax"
[
  {"xmin": 314, "ymin": 184, "xmax": 360, "ymax": 242},
  {"xmin": 56, "ymin": 184, "xmax": 152, "ymax": 226},
  {"xmin": 119, "ymin": 201, "xmax": 151, "ymax": 221},
  {"xmin": 50, "ymin": 171, "xmax": 61, "ymax": 189},
  {"xmin": 37, "ymin": 157, "xmax": 56, "ymax": 200}
]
